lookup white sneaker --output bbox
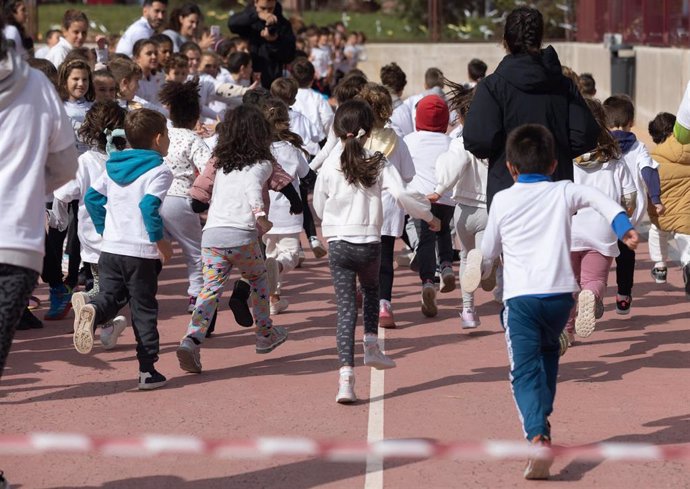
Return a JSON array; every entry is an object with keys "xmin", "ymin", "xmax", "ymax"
[
  {"xmin": 176, "ymin": 337, "xmax": 202, "ymax": 373},
  {"xmin": 100, "ymin": 316, "xmax": 127, "ymax": 350},
  {"xmin": 73, "ymin": 303, "xmax": 96, "ymax": 354},
  {"xmin": 270, "ymin": 297, "xmax": 289, "ymax": 315},
  {"xmin": 574, "ymin": 289, "xmax": 596, "ymax": 338},
  {"xmin": 363, "ymin": 341, "xmax": 396, "ymax": 369},
  {"xmin": 336, "ymin": 371, "xmax": 356, "ymax": 403},
  {"xmin": 461, "ymin": 249, "xmax": 483, "ymax": 294},
  {"xmin": 71, "ymin": 291, "xmax": 88, "ymax": 317},
  {"xmin": 265, "ymin": 257, "xmax": 280, "ymax": 296},
  {"xmin": 461, "ymin": 308, "xmax": 480, "ymax": 329}
]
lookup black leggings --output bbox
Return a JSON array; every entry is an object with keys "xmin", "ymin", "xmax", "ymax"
[
  {"xmin": 300, "ymin": 180, "xmax": 317, "ymax": 239},
  {"xmin": 328, "ymin": 240, "xmax": 381, "ymax": 367},
  {"xmin": 0, "ymin": 264, "xmax": 38, "ymax": 378},
  {"xmin": 379, "ymin": 235, "xmax": 396, "ymax": 302},
  {"xmin": 615, "ymin": 240, "xmax": 635, "ymax": 296},
  {"xmin": 42, "ymin": 201, "xmax": 80, "ymax": 288}
]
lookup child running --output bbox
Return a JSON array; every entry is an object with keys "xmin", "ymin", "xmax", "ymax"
[
  {"xmin": 176, "ymin": 104, "xmax": 288, "ymax": 374},
  {"xmin": 74, "ymin": 108, "xmax": 174, "ymax": 391},
  {"xmin": 55, "ymin": 101, "xmax": 129, "ymax": 349},
  {"xmin": 313, "ymin": 100, "xmax": 440, "ymax": 404},
  {"xmin": 461, "ymin": 124, "xmax": 638, "ymax": 480},
  {"xmin": 157, "ymin": 80, "xmax": 212, "ymax": 312}
]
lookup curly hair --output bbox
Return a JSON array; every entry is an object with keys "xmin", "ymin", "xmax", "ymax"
[
  {"xmin": 213, "ymin": 104, "xmax": 275, "ymax": 173},
  {"xmin": 504, "ymin": 7, "xmax": 543, "ymax": 55},
  {"xmin": 78, "ymin": 101, "xmax": 127, "ymax": 152},
  {"xmin": 333, "ymin": 100, "xmax": 384, "ymax": 189},
  {"xmin": 158, "ymin": 80, "xmax": 200, "ymax": 129},
  {"xmin": 648, "ymin": 112, "xmax": 676, "ymax": 145},
  {"xmin": 380, "ymin": 62, "xmax": 406, "ymax": 94},
  {"xmin": 57, "ymin": 59, "xmax": 95, "ymax": 102},
  {"xmin": 356, "ymin": 83, "xmax": 392, "ymax": 128},
  {"xmin": 261, "ymin": 97, "xmax": 308, "ymax": 156},
  {"xmin": 585, "ymin": 98, "xmax": 622, "ymax": 161}
]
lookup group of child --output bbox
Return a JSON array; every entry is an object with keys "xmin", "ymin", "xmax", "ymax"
[{"xmin": 6, "ymin": 3, "xmax": 690, "ymax": 482}]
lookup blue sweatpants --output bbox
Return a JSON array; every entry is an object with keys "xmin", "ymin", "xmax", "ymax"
[{"xmin": 503, "ymin": 294, "xmax": 575, "ymax": 440}]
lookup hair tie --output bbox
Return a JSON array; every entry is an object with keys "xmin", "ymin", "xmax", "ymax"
[
  {"xmin": 346, "ymin": 133, "xmax": 355, "ymax": 138},
  {"xmin": 104, "ymin": 128, "xmax": 126, "ymax": 155}
]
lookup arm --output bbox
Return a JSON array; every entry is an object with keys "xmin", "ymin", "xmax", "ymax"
[
  {"xmin": 310, "ymin": 129, "xmax": 338, "ymax": 171},
  {"xmin": 461, "ymin": 81, "xmax": 504, "ymax": 160},
  {"xmin": 641, "ymin": 166, "xmax": 662, "ymax": 205},
  {"xmin": 45, "ymin": 97, "xmax": 79, "ymax": 193},
  {"xmin": 619, "ymin": 161, "xmax": 637, "ymax": 215},
  {"xmin": 312, "ymin": 168, "xmax": 327, "ymax": 220},
  {"xmin": 264, "ymin": 19, "xmax": 297, "ymax": 64},
  {"xmin": 48, "ymin": 197, "xmax": 71, "ymax": 232},
  {"xmin": 318, "ymin": 97, "xmax": 335, "ymax": 134},
  {"xmin": 434, "ymin": 143, "xmax": 469, "ymax": 196},
  {"xmin": 396, "ymin": 139, "xmax": 416, "ymax": 184},
  {"xmin": 380, "ymin": 161, "xmax": 434, "ymax": 223},
  {"xmin": 244, "ymin": 162, "xmax": 273, "ymax": 217},
  {"xmin": 190, "ymin": 137, "xmax": 213, "ymax": 174},
  {"xmin": 480, "ymin": 206, "xmax": 502, "ymax": 262},
  {"xmin": 85, "ymin": 187, "xmax": 107, "ymax": 235},
  {"xmin": 279, "ymin": 184, "xmax": 303, "ymax": 215},
  {"xmin": 227, "ymin": 6, "xmax": 260, "ymax": 38},
  {"xmin": 139, "ymin": 169, "xmax": 174, "ymax": 243},
  {"xmin": 189, "ymin": 159, "xmax": 218, "ymax": 204}
]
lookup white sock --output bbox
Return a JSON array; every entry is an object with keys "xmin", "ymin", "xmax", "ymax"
[
  {"xmin": 379, "ymin": 299, "xmax": 391, "ymax": 308},
  {"xmin": 340, "ymin": 366, "xmax": 353, "ymax": 375}
]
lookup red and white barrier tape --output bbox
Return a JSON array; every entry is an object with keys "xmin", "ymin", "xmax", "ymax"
[{"xmin": 0, "ymin": 433, "xmax": 688, "ymax": 462}]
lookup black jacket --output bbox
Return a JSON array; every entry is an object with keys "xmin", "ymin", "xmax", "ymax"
[
  {"xmin": 228, "ymin": 1, "xmax": 296, "ymax": 89},
  {"xmin": 463, "ymin": 46, "xmax": 599, "ymax": 207}
]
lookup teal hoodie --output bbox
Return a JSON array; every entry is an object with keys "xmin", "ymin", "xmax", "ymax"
[{"xmin": 85, "ymin": 149, "xmax": 167, "ymax": 242}]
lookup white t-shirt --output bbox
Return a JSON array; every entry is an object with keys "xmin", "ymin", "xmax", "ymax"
[
  {"xmin": 63, "ymin": 98, "xmax": 93, "ymax": 154},
  {"xmin": 482, "ymin": 179, "xmax": 627, "ymax": 301},
  {"xmin": 404, "ymin": 130, "xmax": 453, "ymax": 206},
  {"xmin": 266, "ymin": 141, "xmax": 310, "ymax": 235},
  {"xmin": 571, "ymin": 159, "xmax": 636, "ymax": 257},
  {"xmin": 136, "ymin": 72, "xmax": 165, "ymax": 105},
  {"xmin": 116, "ymin": 17, "xmax": 154, "ymax": 57},
  {"xmin": 380, "ymin": 138, "xmax": 415, "ymax": 237},
  {"xmin": 310, "ymin": 46, "xmax": 332, "ymax": 79},
  {"xmin": 164, "ymin": 127, "xmax": 213, "ymax": 198},
  {"xmin": 289, "ymin": 108, "xmax": 323, "ymax": 156},
  {"xmin": 54, "ymin": 150, "xmax": 107, "ymax": 263},
  {"xmin": 0, "ymin": 62, "xmax": 76, "ymax": 272},
  {"xmin": 293, "ymin": 87, "xmax": 334, "ymax": 136},
  {"xmin": 390, "ymin": 100, "xmax": 414, "ymax": 138},
  {"xmin": 45, "ymin": 36, "xmax": 73, "ymax": 69}
]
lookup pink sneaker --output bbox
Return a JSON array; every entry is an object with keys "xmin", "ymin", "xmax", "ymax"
[
  {"xmin": 460, "ymin": 308, "xmax": 480, "ymax": 329},
  {"xmin": 379, "ymin": 301, "xmax": 396, "ymax": 329}
]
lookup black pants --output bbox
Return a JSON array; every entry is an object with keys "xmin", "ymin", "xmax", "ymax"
[
  {"xmin": 65, "ymin": 200, "xmax": 81, "ymax": 288},
  {"xmin": 42, "ymin": 201, "xmax": 80, "ymax": 288},
  {"xmin": 414, "ymin": 203, "xmax": 455, "ymax": 283},
  {"xmin": 91, "ymin": 252, "xmax": 161, "ymax": 371},
  {"xmin": 300, "ymin": 180, "xmax": 317, "ymax": 239},
  {"xmin": 615, "ymin": 240, "xmax": 635, "ymax": 296},
  {"xmin": 0, "ymin": 264, "xmax": 38, "ymax": 378},
  {"xmin": 379, "ymin": 235, "xmax": 396, "ymax": 302},
  {"xmin": 328, "ymin": 240, "xmax": 381, "ymax": 367}
]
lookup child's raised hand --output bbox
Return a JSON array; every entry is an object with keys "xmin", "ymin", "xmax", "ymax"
[
  {"xmin": 426, "ymin": 192, "xmax": 441, "ymax": 203},
  {"xmin": 428, "ymin": 216, "xmax": 441, "ymax": 232},
  {"xmin": 622, "ymin": 229, "xmax": 640, "ymax": 251},
  {"xmin": 655, "ymin": 203, "xmax": 666, "ymax": 216},
  {"xmin": 157, "ymin": 239, "xmax": 173, "ymax": 264}
]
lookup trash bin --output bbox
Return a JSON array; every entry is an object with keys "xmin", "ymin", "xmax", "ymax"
[{"xmin": 610, "ymin": 44, "xmax": 635, "ymax": 99}]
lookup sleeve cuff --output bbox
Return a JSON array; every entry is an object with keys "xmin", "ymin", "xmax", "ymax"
[{"xmin": 611, "ymin": 212, "xmax": 634, "ymax": 241}]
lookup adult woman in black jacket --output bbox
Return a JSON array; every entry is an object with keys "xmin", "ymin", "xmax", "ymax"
[{"xmin": 463, "ymin": 7, "xmax": 599, "ymax": 207}]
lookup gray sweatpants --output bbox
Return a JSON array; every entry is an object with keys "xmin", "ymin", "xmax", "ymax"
[
  {"xmin": 160, "ymin": 195, "xmax": 203, "ymax": 297},
  {"xmin": 454, "ymin": 203, "xmax": 488, "ymax": 308}
]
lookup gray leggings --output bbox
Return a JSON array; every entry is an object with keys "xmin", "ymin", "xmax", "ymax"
[
  {"xmin": 454, "ymin": 203, "xmax": 488, "ymax": 308},
  {"xmin": 328, "ymin": 240, "xmax": 381, "ymax": 367}
]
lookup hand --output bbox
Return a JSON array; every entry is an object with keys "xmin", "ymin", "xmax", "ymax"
[
  {"xmin": 249, "ymin": 76, "xmax": 261, "ymax": 90},
  {"xmin": 622, "ymin": 229, "xmax": 640, "ymax": 251},
  {"xmin": 96, "ymin": 35, "xmax": 108, "ymax": 50},
  {"xmin": 655, "ymin": 203, "xmax": 666, "ymax": 216},
  {"xmin": 258, "ymin": 11, "xmax": 277, "ymax": 24},
  {"xmin": 426, "ymin": 192, "xmax": 441, "ymax": 204},
  {"xmin": 157, "ymin": 239, "xmax": 173, "ymax": 264},
  {"xmin": 260, "ymin": 27, "xmax": 278, "ymax": 42},
  {"xmin": 427, "ymin": 216, "xmax": 441, "ymax": 232},
  {"xmin": 257, "ymin": 215, "xmax": 273, "ymax": 233},
  {"xmin": 198, "ymin": 31, "xmax": 217, "ymax": 51}
]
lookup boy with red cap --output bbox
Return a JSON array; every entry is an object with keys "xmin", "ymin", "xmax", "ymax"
[{"xmin": 403, "ymin": 95, "xmax": 454, "ymax": 317}]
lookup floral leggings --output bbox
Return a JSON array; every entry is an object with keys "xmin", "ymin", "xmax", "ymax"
[{"xmin": 186, "ymin": 241, "xmax": 272, "ymax": 342}]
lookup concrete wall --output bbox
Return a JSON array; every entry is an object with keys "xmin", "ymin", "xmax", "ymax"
[{"xmin": 358, "ymin": 42, "xmax": 690, "ymax": 136}]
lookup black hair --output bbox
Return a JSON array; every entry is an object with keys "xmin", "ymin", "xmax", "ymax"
[
  {"xmin": 506, "ymin": 124, "xmax": 555, "ymax": 174},
  {"xmin": 291, "ymin": 57, "xmax": 315, "ymax": 87},
  {"xmin": 0, "ymin": 16, "xmax": 6, "ymax": 61},
  {"xmin": 504, "ymin": 7, "xmax": 544, "ymax": 56},
  {"xmin": 143, "ymin": 0, "xmax": 167, "ymax": 6},
  {"xmin": 3, "ymin": 0, "xmax": 33, "ymax": 51},
  {"xmin": 242, "ymin": 86, "xmax": 270, "ymax": 106},
  {"xmin": 179, "ymin": 41, "xmax": 201, "ymax": 55},
  {"xmin": 332, "ymin": 100, "xmax": 384, "ymax": 188},
  {"xmin": 648, "ymin": 112, "xmax": 676, "ymax": 145},
  {"xmin": 158, "ymin": 80, "xmax": 200, "ymax": 129},
  {"xmin": 443, "ymin": 77, "xmax": 474, "ymax": 120},
  {"xmin": 166, "ymin": 3, "xmax": 202, "ymax": 33},
  {"xmin": 380, "ymin": 62, "xmax": 406, "ymax": 94},
  {"xmin": 603, "ymin": 94, "xmax": 635, "ymax": 128},
  {"xmin": 467, "ymin": 58, "xmax": 487, "ymax": 82},
  {"xmin": 213, "ymin": 104, "xmax": 275, "ymax": 173},
  {"xmin": 61, "ymin": 9, "xmax": 88, "ymax": 30},
  {"xmin": 227, "ymin": 51, "xmax": 251, "ymax": 74},
  {"xmin": 79, "ymin": 101, "xmax": 127, "ymax": 152},
  {"xmin": 150, "ymin": 33, "xmax": 173, "ymax": 49}
]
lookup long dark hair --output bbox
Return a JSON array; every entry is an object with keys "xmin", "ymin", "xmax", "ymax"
[
  {"xmin": 504, "ymin": 7, "xmax": 543, "ymax": 56},
  {"xmin": 213, "ymin": 104, "xmax": 276, "ymax": 173},
  {"xmin": 261, "ymin": 97, "xmax": 309, "ymax": 156},
  {"xmin": 585, "ymin": 98, "xmax": 621, "ymax": 161},
  {"xmin": 443, "ymin": 77, "xmax": 474, "ymax": 120},
  {"xmin": 167, "ymin": 3, "xmax": 203, "ymax": 33},
  {"xmin": 78, "ymin": 101, "xmax": 127, "ymax": 152},
  {"xmin": 3, "ymin": 0, "xmax": 32, "ymax": 51},
  {"xmin": 333, "ymin": 100, "xmax": 384, "ymax": 189}
]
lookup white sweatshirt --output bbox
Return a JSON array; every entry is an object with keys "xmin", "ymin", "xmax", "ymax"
[
  {"xmin": 482, "ymin": 179, "xmax": 627, "ymax": 301},
  {"xmin": 293, "ymin": 87, "xmax": 334, "ymax": 135},
  {"xmin": 290, "ymin": 108, "xmax": 324, "ymax": 156},
  {"xmin": 390, "ymin": 98, "xmax": 414, "ymax": 137},
  {"xmin": 266, "ymin": 141, "xmax": 310, "ymax": 235},
  {"xmin": 621, "ymin": 141, "xmax": 658, "ymax": 225},
  {"xmin": 313, "ymin": 146, "xmax": 433, "ymax": 241},
  {"xmin": 434, "ymin": 135, "xmax": 488, "ymax": 208},
  {"xmin": 404, "ymin": 130, "xmax": 453, "ymax": 206}
]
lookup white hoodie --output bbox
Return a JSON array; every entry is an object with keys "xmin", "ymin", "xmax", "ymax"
[{"xmin": 434, "ymin": 134, "xmax": 488, "ymax": 208}]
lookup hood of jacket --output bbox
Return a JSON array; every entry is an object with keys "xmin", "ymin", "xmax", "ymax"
[
  {"xmin": 106, "ymin": 149, "xmax": 163, "ymax": 185},
  {"xmin": 494, "ymin": 45, "xmax": 564, "ymax": 93},
  {"xmin": 365, "ymin": 127, "xmax": 398, "ymax": 157},
  {"xmin": 0, "ymin": 49, "xmax": 29, "ymax": 112},
  {"xmin": 611, "ymin": 130, "xmax": 637, "ymax": 153}
]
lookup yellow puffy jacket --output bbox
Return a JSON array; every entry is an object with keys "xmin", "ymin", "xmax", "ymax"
[{"xmin": 649, "ymin": 135, "xmax": 690, "ymax": 234}]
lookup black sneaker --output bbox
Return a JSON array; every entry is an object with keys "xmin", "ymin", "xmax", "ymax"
[
  {"xmin": 228, "ymin": 280, "xmax": 253, "ymax": 327},
  {"xmin": 651, "ymin": 267, "xmax": 667, "ymax": 284},
  {"xmin": 615, "ymin": 294, "xmax": 632, "ymax": 315},
  {"xmin": 138, "ymin": 369, "xmax": 167, "ymax": 390},
  {"xmin": 16, "ymin": 308, "xmax": 44, "ymax": 331},
  {"xmin": 0, "ymin": 470, "xmax": 8, "ymax": 489},
  {"xmin": 683, "ymin": 264, "xmax": 690, "ymax": 296}
]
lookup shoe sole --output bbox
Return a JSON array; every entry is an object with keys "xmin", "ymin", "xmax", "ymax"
[
  {"xmin": 176, "ymin": 347, "xmax": 202, "ymax": 374},
  {"xmin": 73, "ymin": 305, "xmax": 95, "ymax": 354},
  {"xmin": 265, "ymin": 258, "xmax": 279, "ymax": 296},
  {"xmin": 256, "ymin": 331, "xmax": 288, "ymax": 354},
  {"xmin": 524, "ymin": 457, "xmax": 552, "ymax": 480},
  {"xmin": 71, "ymin": 292, "xmax": 87, "ymax": 317},
  {"xmin": 421, "ymin": 287, "xmax": 437, "ymax": 318},
  {"xmin": 364, "ymin": 359, "xmax": 396, "ymax": 370},
  {"xmin": 336, "ymin": 393, "xmax": 357, "ymax": 403},
  {"xmin": 461, "ymin": 249, "xmax": 483, "ymax": 294},
  {"xmin": 575, "ymin": 290, "xmax": 596, "ymax": 338},
  {"xmin": 461, "ymin": 318, "xmax": 480, "ymax": 329},
  {"xmin": 558, "ymin": 330, "xmax": 570, "ymax": 356},
  {"xmin": 138, "ymin": 379, "xmax": 167, "ymax": 390},
  {"xmin": 439, "ymin": 272, "xmax": 456, "ymax": 293},
  {"xmin": 379, "ymin": 316, "xmax": 396, "ymax": 329},
  {"xmin": 270, "ymin": 301, "xmax": 289, "ymax": 316}
]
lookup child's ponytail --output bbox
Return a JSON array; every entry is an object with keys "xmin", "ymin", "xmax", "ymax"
[
  {"xmin": 261, "ymin": 97, "xmax": 309, "ymax": 157},
  {"xmin": 333, "ymin": 100, "xmax": 384, "ymax": 189}
]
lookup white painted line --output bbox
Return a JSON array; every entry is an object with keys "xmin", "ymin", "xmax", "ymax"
[{"xmin": 364, "ymin": 328, "xmax": 385, "ymax": 489}]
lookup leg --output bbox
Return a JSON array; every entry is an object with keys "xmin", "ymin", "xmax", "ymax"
[
  {"xmin": 648, "ymin": 223, "xmax": 670, "ymax": 266},
  {"xmin": 615, "ymin": 240, "xmax": 635, "ymax": 297},
  {"xmin": 86, "ymin": 263, "xmax": 99, "ymax": 299},
  {"xmin": 415, "ymin": 217, "xmax": 437, "ymax": 283},
  {"xmin": 455, "ymin": 205, "xmax": 478, "ymax": 309},
  {"xmin": 234, "ymin": 241, "xmax": 273, "ymax": 336},
  {"xmin": 434, "ymin": 203, "xmax": 456, "ymax": 269},
  {"xmin": 125, "ymin": 257, "xmax": 162, "ymax": 373},
  {"xmin": 186, "ymin": 247, "xmax": 232, "ymax": 342},
  {"xmin": 328, "ymin": 241, "xmax": 358, "ymax": 367},
  {"xmin": 378, "ymin": 235, "xmax": 396, "ymax": 302},
  {"xmin": 300, "ymin": 181, "xmax": 317, "ymax": 238},
  {"xmin": 565, "ymin": 251, "xmax": 584, "ymax": 335},
  {"xmin": 579, "ymin": 250, "xmax": 613, "ymax": 302},
  {"xmin": 355, "ymin": 243, "xmax": 382, "ymax": 337},
  {"xmin": 0, "ymin": 265, "xmax": 38, "ymax": 378},
  {"xmin": 65, "ymin": 200, "xmax": 81, "ymax": 288},
  {"xmin": 90, "ymin": 252, "xmax": 130, "ymax": 325},
  {"xmin": 675, "ymin": 232, "xmax": 690, "ymax": 267}
]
